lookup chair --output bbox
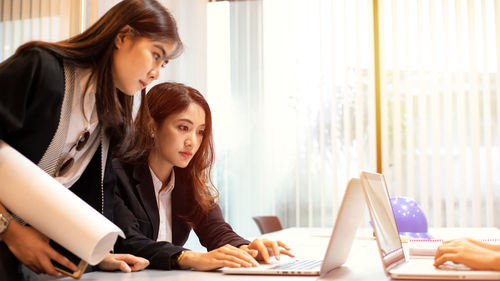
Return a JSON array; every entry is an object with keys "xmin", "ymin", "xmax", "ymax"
[{"xmin": 252, "ymin": 216, "xmax": 283, "ymax": 234}]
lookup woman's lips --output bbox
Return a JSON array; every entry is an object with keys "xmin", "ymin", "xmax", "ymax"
[{"xmin": 180, "ymin": 152, "xmax": 192, "ymax": 158}]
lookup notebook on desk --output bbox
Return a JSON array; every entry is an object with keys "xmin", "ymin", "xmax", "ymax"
[
  {"xmin": 360, "ymin": 171, "xmax": 500, "ymax": 280},
  {"xmin": 222, "ymin": 178, "xmax": 365, "ymax": 276},
  {"xmin": 408, "ymin": 238, "xmax": 500, "ymax": 257}
]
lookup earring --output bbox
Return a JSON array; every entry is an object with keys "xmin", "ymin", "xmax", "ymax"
[{"xmin": 151, "ymin": 131, "xmax": 155, "ymax": 138}]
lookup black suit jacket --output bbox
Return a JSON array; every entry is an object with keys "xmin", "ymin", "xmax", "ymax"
[
  {"xmin": 0, "ymin": 47, "xmax": 115, "ymax": 219},
  {"xmin": 113, "ymin": 160, "xmax": 250, "ymax": 270},
  {"xmin": 0, "ymin": 47, "xmax": 116, "ymax": 279}
]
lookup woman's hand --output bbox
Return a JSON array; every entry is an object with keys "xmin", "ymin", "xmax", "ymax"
[
  {"xmin": 2, "ymin": 222, "xmax": 77, "ymax": 275},
  {"xmin": 178, "ymin": 244, "xmax": 259, "ymax": 271},
  {"xmin": 434, "ymin": 238, "xmax": 500, "ymax": 271},
  {"xmin": 98, "ymin": 253, "xmax": 149, "ymax": 272},
  {"xmin": 240, "ymin": 238, "xmax": 294, "ymax": 264}
]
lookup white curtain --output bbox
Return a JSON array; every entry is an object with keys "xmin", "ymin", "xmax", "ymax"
[
  {"xmin": 0, "ymin": 0, "xmax": 83, "ymax": 60},
  {"xmin": 207, "ymin": 0, "xmax": 500, "ymax": 236},
  {"xmin": 207, "ymin": 0, "xmax": 377, "ymax": 236},
  {"xmin": 380, "ymin": 0, "xmax": 500, "ymax": 228}
]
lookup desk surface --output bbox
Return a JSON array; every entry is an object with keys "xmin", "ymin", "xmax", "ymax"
[{"xmin": 55, "ymin": 227, "xmax": 499, "ymax": 281}]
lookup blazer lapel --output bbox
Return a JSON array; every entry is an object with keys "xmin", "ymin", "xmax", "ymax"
[
  {"xmin": 132, "ymin": 163, "xmax": 161, "ymax": 240},
  {"xmin": 171, "ymin": 168, "xmax": 191, "ymax": 244}
]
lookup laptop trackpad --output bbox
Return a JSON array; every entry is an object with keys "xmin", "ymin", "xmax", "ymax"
[{"xmin": 222, "ymin": 258, "xmax": 321, "ymax": 275}]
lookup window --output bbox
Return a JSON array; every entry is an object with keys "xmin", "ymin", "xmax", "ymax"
[{"xmin": 207, "ymin": 0, "xmax": 500, "ymax": 236}]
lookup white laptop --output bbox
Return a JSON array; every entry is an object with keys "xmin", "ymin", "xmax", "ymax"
[
  {"xmin": 360, "ymin": 171, "xmax": 500, "ymax": 280},
  {"xmin": 223, "ymin": 178, "xmax": 365, "ymax": 276}
]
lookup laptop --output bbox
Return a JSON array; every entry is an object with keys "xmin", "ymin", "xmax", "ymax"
[
  {"xmin": 360, "ymin": 171, "xmax": 500, "ymax": 280},
  {"xmin": 223, "ymin": 178, "xmax": 365, "ymax": 276}
]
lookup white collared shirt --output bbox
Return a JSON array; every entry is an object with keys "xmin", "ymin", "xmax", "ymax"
[
  {"xmin": 149, "ymin": 167, "xmax": 175, "ymax": 242},
  {"xmin": 55, "ymin": 67, "xmax": 100, "ymax": 188}
]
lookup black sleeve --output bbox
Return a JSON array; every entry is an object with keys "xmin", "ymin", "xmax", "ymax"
[
  {"xmin": 0, "ymin": 48, "xmax": 63, "ymax": 137},
  {"xmin": 172, "ymin": 169, "xmax": 250, "ymax": 251},
  {"xmin": 0, "ymin": 47, "xmax": 64, "ymax": 162},
  {"xmin": 193, "ymin": 204, "xmax": 250, "ymax": 251},
  {"xmin": 0, "ymin": 50, "xmax": 40, "ymax": 138}
]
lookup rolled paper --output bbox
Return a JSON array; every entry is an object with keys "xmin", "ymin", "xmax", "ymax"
[{"xmin": 0, "ymin": 141, "xmax": 124, "ymax": 265}]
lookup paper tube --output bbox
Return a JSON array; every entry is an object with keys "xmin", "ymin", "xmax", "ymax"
[{"xmin": 0, "ymin": 141, "xmax": 124, "ymax": 265}]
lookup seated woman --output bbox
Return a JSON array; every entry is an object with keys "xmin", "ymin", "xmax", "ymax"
[
  {"xmin": 434, "ymin": 237, "xmax": 500, "ymax": 271},
  {"xmin": 113, "ymin": 82, "xmax": 293, "ymax": 270}
]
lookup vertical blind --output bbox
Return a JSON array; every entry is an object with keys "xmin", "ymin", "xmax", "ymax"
[
  {"xmin": 380, "ymin": 0, "xmax": 500, "ymax": 228},
  {"xmin": 207, "ymin": 0, "xmax": 377, "ymax": 236},
  {"xmin": 207, "ymin": 0, "xmax": 500, "ymax": 236},
  {"xmin": 0, "ymin": 0, "xmax": 85, "ymax": 61}
]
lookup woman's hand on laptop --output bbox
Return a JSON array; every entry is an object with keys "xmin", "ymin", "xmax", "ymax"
[
  {"xmin": 434, "ymin": 238, "xmax": 500, "ymax": 271},
  {"xmin": 178, "ymin": 244, "xmax": 259, "ymax": 271},
  {"xmin": 240, "ymin": 238, "xmax": 294, "ymax": 264}
]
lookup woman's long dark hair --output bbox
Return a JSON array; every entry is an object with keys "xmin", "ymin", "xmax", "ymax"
[
  {"xmin": 9, "ymin": 0, "xmax": 183, "ymax": 156},
  {"xmin": 131, "ymin": 82, "xmax": 217, "ymax": 223}
]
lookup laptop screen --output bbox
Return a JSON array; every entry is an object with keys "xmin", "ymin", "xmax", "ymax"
[{"xmin": 360, "ymin": 171, "xmax": 405, "ymax": 270}]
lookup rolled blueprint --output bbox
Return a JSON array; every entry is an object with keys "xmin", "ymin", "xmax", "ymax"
[{"xmin": 0, "ymin": 141, "xmax": 124, "ymax": 265}]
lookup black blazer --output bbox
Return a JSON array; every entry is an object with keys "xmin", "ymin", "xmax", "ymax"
[
  {"xmin": 112, "ymin": 160, "xmax": 250, "ymax": 270},
  {"xmin": 0, "ymin": 47, "xmax": 116, "ymax": 279},
  {"xmin": 0, "ymin": 47, "xmax": 115, "ymax": 219}
]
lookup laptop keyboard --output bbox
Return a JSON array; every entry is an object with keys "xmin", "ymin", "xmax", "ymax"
[
  {"xmin": 269, "ymin": 259, "xmax": 322, "ymax": 271},
  {"xmin": 438, "ymin": 262, "xmax": 472, "ymax": 271}
]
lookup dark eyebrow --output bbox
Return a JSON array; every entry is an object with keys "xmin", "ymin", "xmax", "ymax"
[
  {"xmin": 177, "ymin": 118, "xmax": 193, "ymax": 125},
  {"xmin": 153, "ymin": 44, "xmax": 167, "ymax": 60},
  {"xmin": 177, "ymin": 119, "xmax": 205, "ymax": 127}
]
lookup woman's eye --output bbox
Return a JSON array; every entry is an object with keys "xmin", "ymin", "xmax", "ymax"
[
  {"xmin": 198, "ymin": 130, "xmax": 205, "ymax": 135},
  {"xmin": 161, "ymin": 60, "xmax": 168, "ymax": 68},
  {"xmin": 179, "ymin": 125, "xmax": 188, "ymax": 131},
  {"xmin": 153, "ymin": 53, "xmax": 161, "ymax": 61}
]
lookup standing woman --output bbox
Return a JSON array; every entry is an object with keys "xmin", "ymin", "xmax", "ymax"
[
  {"xmin": 113, "ymin": 82, "xmax": 293, "ymax": 271},
  {"xmin": 0, "ymin": 0, "xmax": 182, "ymax": 279}
]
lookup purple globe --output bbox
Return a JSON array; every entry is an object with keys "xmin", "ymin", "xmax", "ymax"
[{"xmin": 390, "ymin": 196, "xmax": 432, "ymax": 239}]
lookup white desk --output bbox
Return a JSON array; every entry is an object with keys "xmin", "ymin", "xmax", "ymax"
[{"xmin": 55, "ymin": 227, "xmax": 499, "ymax": 281}]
